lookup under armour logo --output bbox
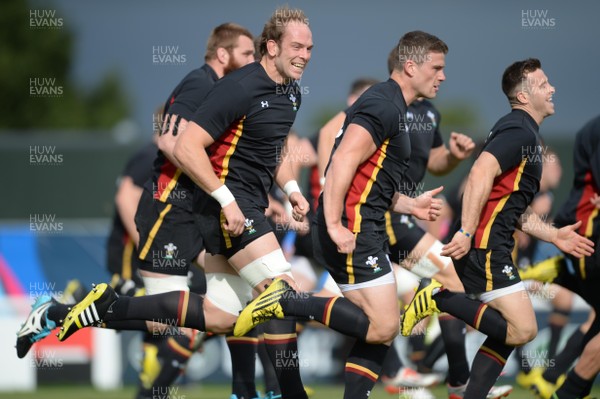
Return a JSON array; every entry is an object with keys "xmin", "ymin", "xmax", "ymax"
[{"xmin": 261, "ymin": 101, "xmax": 269, "ymax": 108}]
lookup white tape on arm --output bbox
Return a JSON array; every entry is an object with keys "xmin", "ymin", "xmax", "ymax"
[
  {"xmin": 210, "ymin": 185, "xmax": 235, "ymax": 207},
  {"xmin": 283, "ymin": 180, "xmax": 301, "ymax": 197}
]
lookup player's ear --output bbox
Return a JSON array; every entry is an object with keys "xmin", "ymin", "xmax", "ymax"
[
  {"xmin": 216, "ymin": 47, "xmax": 229, "ymax": 65},
  {"xmin": 266, "ymin": 39, "xmax": 279, "ymax": 57},
  {"xmin": 403, "ymin": 59, "xmax": 416, "ymax": 77},
  {"xmin": 515, "ymin": 89, "xmax": 529, "ymax": 105}
]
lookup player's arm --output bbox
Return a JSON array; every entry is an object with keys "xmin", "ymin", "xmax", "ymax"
[
  {"xmin": 173, "ymin": 79, "xmax": 249, "ymax": 236},
  {"xmin": 115, "ymin": 176, "xmax": 143, "ymax": 247},
  {"xmin": 427, "ymin": 132, "xmax": 475, "ymax": 175},
  {"xmin": 389, "ymin": 187, "xmax": 444, "ymax": 220},
  {"xmin": 441, "ymin": 151, "xmax": 500, "ymax": 259},
  {"xmin": 157, "ymin": 114, "xmax": 188, "ymax": 169},
  {"xmin": 323, "ymin": 123, "xmax": 377, "ymax": 253},
  {"xmin": 518, "ymin": 208, "xmax": 594, "ymax": 258},
  {"xmin": 317, "ymin": 111, "xmax": 346, "ymax": 185},
  {"xmin": 274, "ymin": 137, "xmax": 309, "ymax": 221},
  {"xmin": 174, "ymin": 122, "xmax": 244, "ymax": 236}
]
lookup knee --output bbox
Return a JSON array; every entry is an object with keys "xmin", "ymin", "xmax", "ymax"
[
  {"xmin": 508, "ymin": 322, "xmax": 538, "ymax": 346},
  {"xmin": 203, "ymin": 297, "xmax": 237, "ymax": 334},
  {"xmin": 365, "ymin": 317, "xmax": 399, "ymax": 344}
]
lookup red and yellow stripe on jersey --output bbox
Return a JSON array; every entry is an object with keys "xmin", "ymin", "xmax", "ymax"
[
  {"xmin": 344, "ymin": 139, "xmax": 390, "ymax": 233},
  {"xmin": 474, "ymin": 159, "xmax": 526, "ymax": 249},
  {"xmin": 208, "ymin": 117, "xmax": 245, "ymax": 249},
  {"xmin": 209, "ymin": 117, "xmax": 245, "ymax": 182},
  {"xmin": 154, "ymin": 161, "xmax": 182, "ymax": 202},
  {"xmin": 576, "ymin": 171, "xmax": 599, "ymax": 238}
]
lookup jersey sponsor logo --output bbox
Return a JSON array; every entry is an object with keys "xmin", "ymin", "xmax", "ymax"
[
  {"xmin": 261, "ymin": 101, "xmax": 269, "ymax": 108},
  {"xmin": 366, "ymin": 256, "xmax": 382, "ymax": 273}
]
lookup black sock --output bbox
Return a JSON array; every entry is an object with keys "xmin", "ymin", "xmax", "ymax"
[
  {"xmin": 263, "ymin": 319, "xmax": 307, "ymax": 399},
  {"xmin": 543, "ymin": 328, "xmax": 584, "ymax": 383},
  {"xmin": 256, "ymin": 325, "xmax": 279, "ymax": 395},
  {"xmin": 47, "ymin": 301, "xmax": 70, "ymax": 325},
  {"xmin": 344, "ymin": 340, "xmax": 389, "ymax": 399},
  {"xmin": 103, "ymin": 320, "xmax": 149, "ymax": 331},
  {"xmin": 104, "ymin": 291, "xmax": 205, "ymax": 331},
  {"xmin": 463, "ymin": 337, "xmax": 513, "ymax": 399},
  {"xmin": 548, "ymin": 308, "xmax": 570, "ymax": 360},
  {"xmin": 226, "ymin": 330, "xmax": 258, "ymax": 399},
  {"xmin": 381, "ymin": 343, "xmax": 403, "ymax": 378},
  {"xmin": 553, "ymin": 369, "xmax": 591, "ymax": 399},
  {"xmin": 434, "ymin": 290, "xmax": 508, "ymax": 342},
  {"xmin": 419, "ymin": 334, "xmax": 445, "ymax": 372},
  {"xmin": 137, "ymin": 332, "xmax": 192, "ymax": 399},
  {"xmin": 280, "ymin": 294, "xmax": 370, "ymax": 340},
  {"xmin": 439, "ymin": 315, "xmax": 469, "ymax": 386}
]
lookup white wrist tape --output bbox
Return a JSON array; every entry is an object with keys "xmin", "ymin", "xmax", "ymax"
[
  {"xmin": 283, "ymin": 180, "xmax": 301, "ymax": 197},
  {"xmin": 210, "ymin": 185, "xmax": 235, "ymax": 207}
]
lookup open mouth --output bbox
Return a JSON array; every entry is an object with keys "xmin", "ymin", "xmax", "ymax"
[{"xmin": 291, "ymin": 62, "xmax": 305, "ymax": 71}]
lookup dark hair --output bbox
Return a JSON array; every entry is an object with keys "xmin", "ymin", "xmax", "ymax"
[
  {"xmin": 205, "ymin": 23, "xmax": 253, "ymax": 62},
  {"xmin": 389, "ymin": 31, "xmax": 448, "ymax": 72},
  {"xmin": 387, "ymin": 45, "xmax": 399, "ymax": 74},
  {"xmin": 349, "ymin": 78, "xmax": 379, "ymax": 96},
  {"xmin": 501, "ymin": 58, "xmax": 542, "ymax": 102},
  {"xmin": 258, "ymin": 7, "xmax": 309, "ymax": 57}
]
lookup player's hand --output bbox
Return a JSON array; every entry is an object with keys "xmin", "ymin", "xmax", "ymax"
[
  {"xmin": 288, "ymin": 191, "xmax": 310, "ymax": 222},
  {"xmin": 449, "ymin": 132, "xmax": 475, "ymax": 160},
  {"xmin": 552, "ymin": 221, "xmax": 595, "ymax": 258},
  {"xmin": 327, "ymin": 224, "xmax": 356, "ymax": 254},
  {"xmin": 411, "ymin": 186, "xmax": 444, "ymax": 221},
  {"xmin": 441, "ymin": 231, "xmax": 472, "ymax": 260},
  {"xmin": 221, "ymin": 201, "xmax": 245, "ymax": 237}
]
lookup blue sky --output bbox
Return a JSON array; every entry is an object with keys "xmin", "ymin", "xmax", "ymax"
[{"xmin": 51, "ymin": 0, "xmax": 600, "ymax": 140}]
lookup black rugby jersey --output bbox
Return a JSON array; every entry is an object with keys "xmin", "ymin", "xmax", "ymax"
[
  {"xmin": 192, "ymin": 62, "xmax": 301, "ymax": 210},
  {"xmin": 401, "ymin": 99, "xmax": 443, "ymax": 194},
  {"xmin": 472, "ymin": 109, "xmax": 543, "ymax": 252},
  {"xmin": 390, "ymin": 99, "xmax": 443, "ymax": 230},
  {"xmin": 321, "ymin": 79, "xmax": 410, "ymax": 233},
  {"xmin": 146, "ymin": 64, "xmax": 219, "ymax": 211},
  {"xmin": 555, "ymin": 115, "xmax": 600, "ymax": 241}
]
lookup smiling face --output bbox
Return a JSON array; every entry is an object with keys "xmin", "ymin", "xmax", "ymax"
[
  {"xmin": 521, "ymin": 68, "xmax": 555, "ymax": 119},
  {"xmin": 411, "ymin": 51, "xmax": 446, "ymax": 99},
  {"xmin": 270, "ymin": 21, "xmax": 313, "ymax": 81}
]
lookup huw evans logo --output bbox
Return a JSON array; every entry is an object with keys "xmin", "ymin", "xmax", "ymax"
[{"xmin": 521, "ymin": 10, "xmax": 556, "ymax": 29}]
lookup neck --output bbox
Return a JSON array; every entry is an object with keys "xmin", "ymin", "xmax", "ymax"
[
  {"xmin": 206, "ymin": 60, "xmax": 225, "ymax": 79},
  {"xmin": 512, "ymin": 104, "xmax": 543, "ymax": 126},
  {"xmin": 260, "ymin": 56, "xmax": 284, "ymax": 83},
  {"xmin": 390, "ymin": 71, "xmax": 417, "ymax": 106}
]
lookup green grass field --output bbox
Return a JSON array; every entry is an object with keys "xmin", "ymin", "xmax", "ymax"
[{"xmin": 1, "ymin": 383, "xmax": 599, "ymax": 399}]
